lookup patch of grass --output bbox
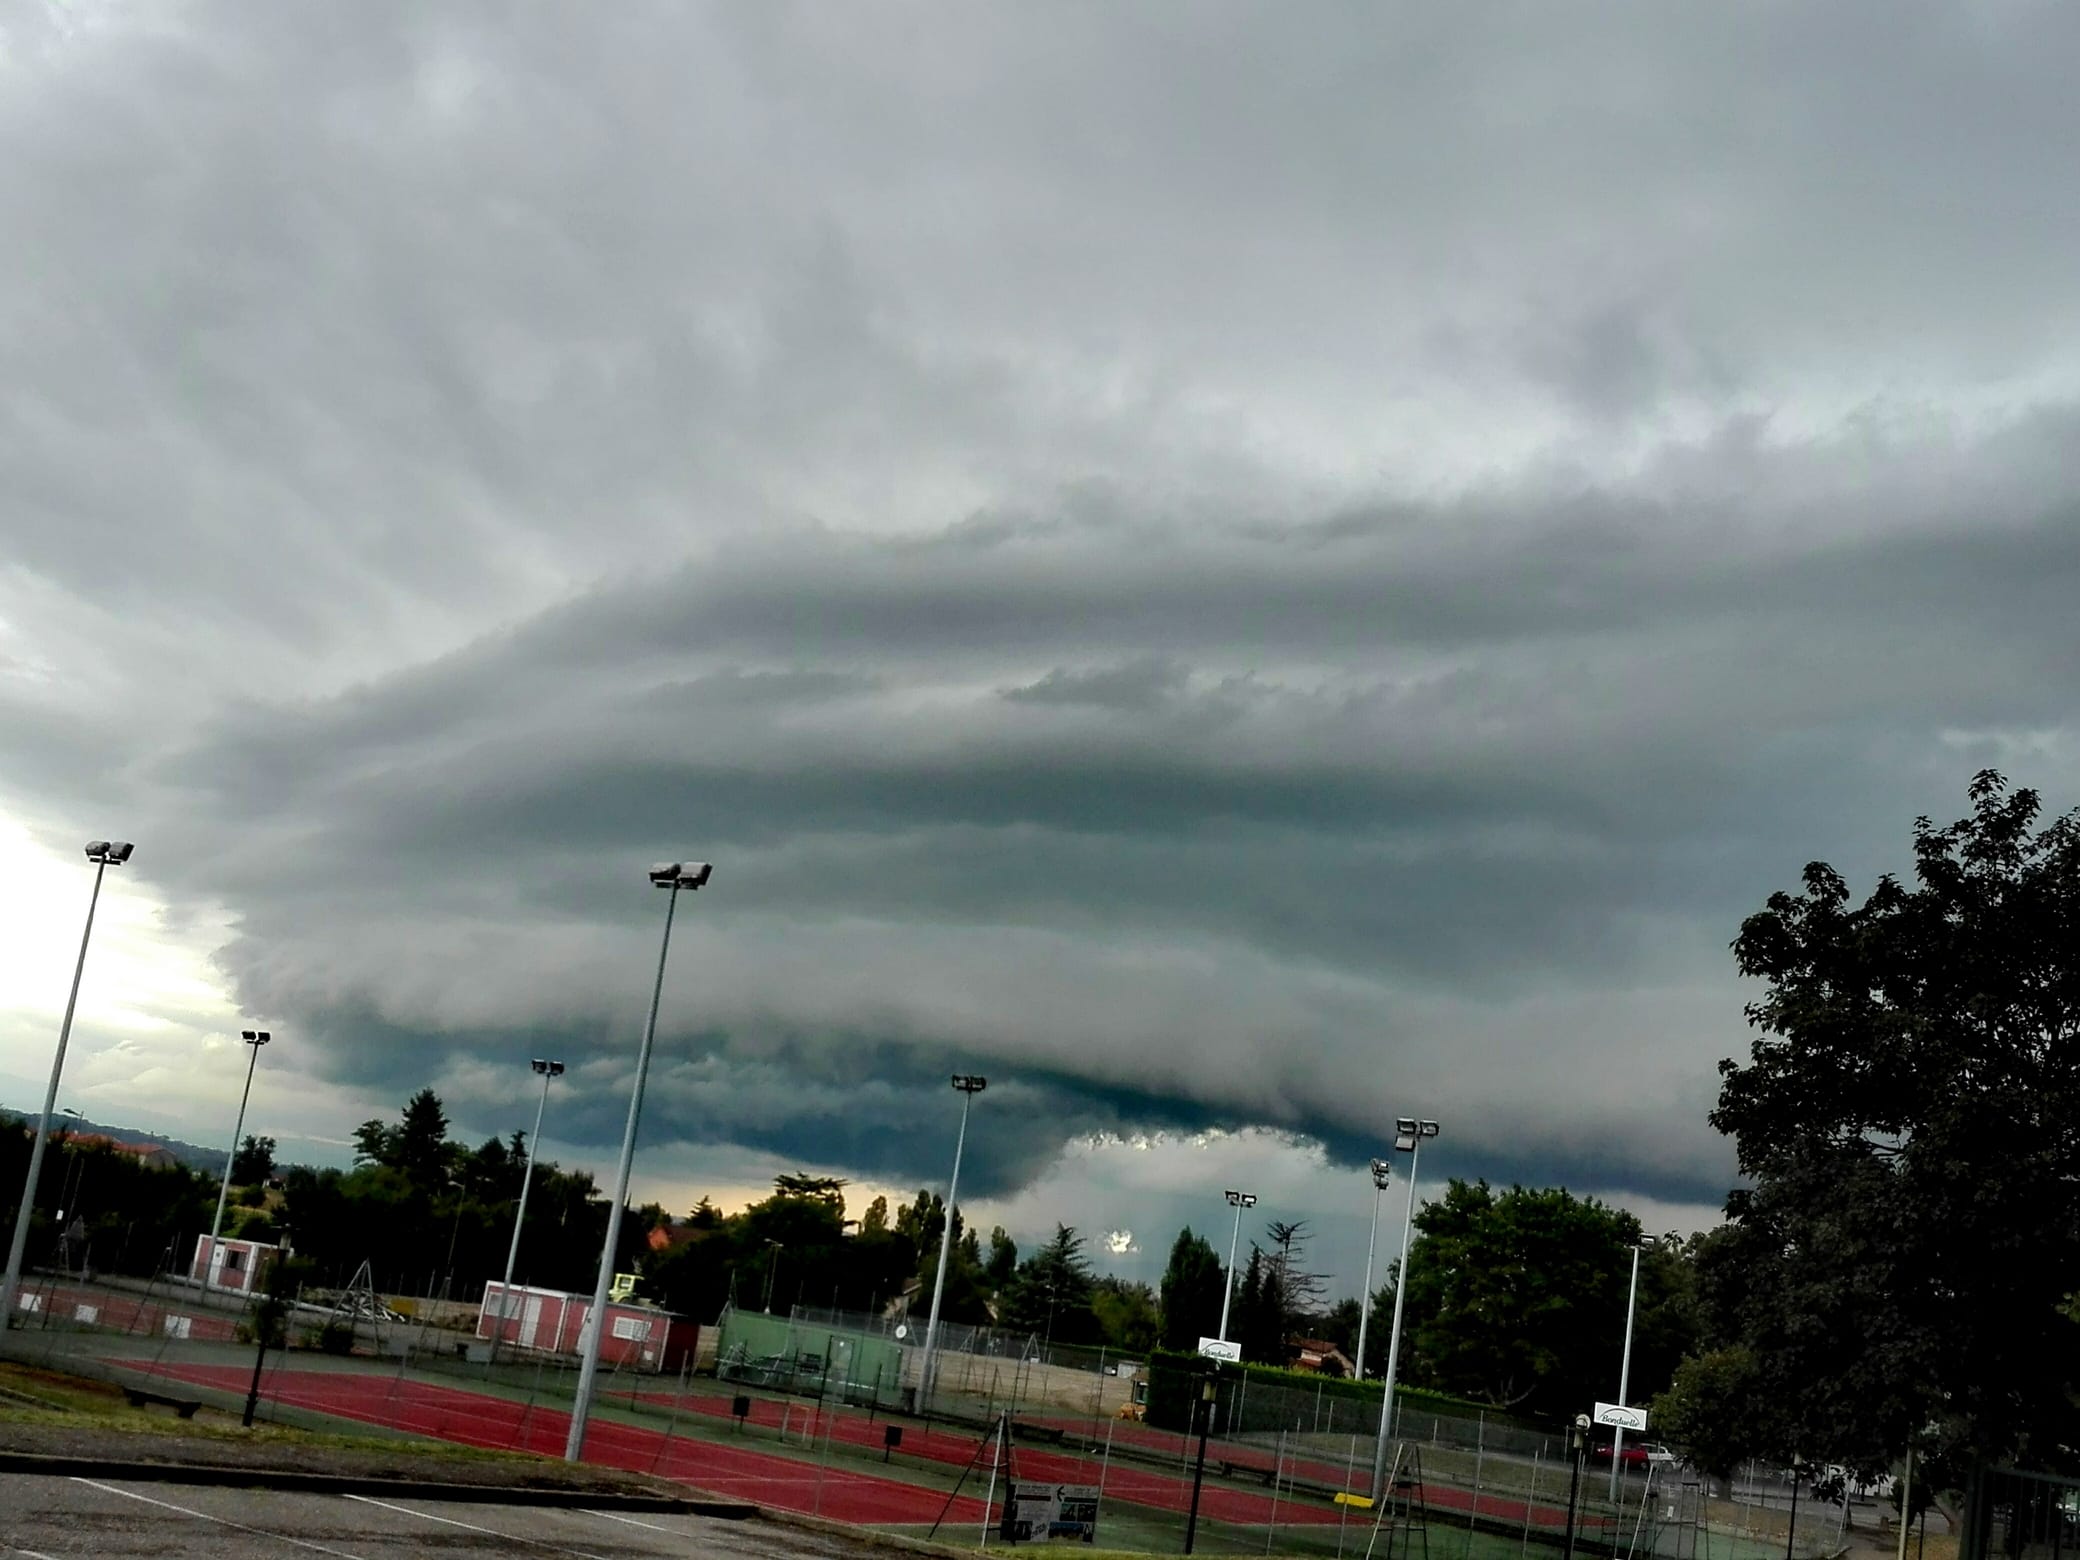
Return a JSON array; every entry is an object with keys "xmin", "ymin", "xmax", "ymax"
[{"xmin": 0, "ymin": 1357, "xmax": 536, "ymax": 1465}]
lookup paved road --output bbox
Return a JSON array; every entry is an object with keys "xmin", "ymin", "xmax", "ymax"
[{"xmin": 0, "ymin": 1476, "xmax": 878, "ymax": 1559}]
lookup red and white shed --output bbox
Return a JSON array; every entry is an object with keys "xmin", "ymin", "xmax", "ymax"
[
  {"xmin": 189, "ymin": 1235, "xmax": 280, "ymax": 1295},
  {"xmin": 474, "ymin": 1282, "xmax": 697, "ymax": 1374}
]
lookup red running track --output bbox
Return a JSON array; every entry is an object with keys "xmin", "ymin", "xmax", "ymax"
[
  {"xmin": 655, "ymin": 1394, "xmax": 1610, "ymax": 1532},
  {"xmin": 639, "ymin": 1393, "xmax": 1348, "ymax": 1526},
  {"xmin": 122, "ymin": 1362, "xmax": 990, "ymax": 1528}
]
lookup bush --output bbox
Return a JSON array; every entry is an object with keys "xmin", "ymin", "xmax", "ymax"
[
  {"xmin": 1141, "ymin": 1347, "xmax": 1538, "ymax": 1434},
  {"xmin": 306, "ymin": 1321, "xmax": 356, "ymax": 1355}
]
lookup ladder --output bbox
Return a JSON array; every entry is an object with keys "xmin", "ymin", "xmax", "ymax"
[{"xmin": 1366, "ymin": 1441, "xmax": 1433, "ymax": 1560}]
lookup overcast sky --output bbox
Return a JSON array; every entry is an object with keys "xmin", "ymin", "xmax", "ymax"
[{"xmin": 5, "ymin": 1, "xmax": 2078, "ymax": 1296}]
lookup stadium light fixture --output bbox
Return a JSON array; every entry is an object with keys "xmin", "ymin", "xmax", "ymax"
[
  {"xmin": 565, "ymin": 860, "xmax": 712, "ymax": 1462},
  {"xmin": 1216, "ymin": 1188, "xmax": 1258, "ymax": 1343},
  {"xmin": 489, "ymin": 1058, "xmax": 565, "ymax": 1363},
  {"xmin": 1, "ymin": 839, "xmax": 134, "ymax": 1327},
  {"xmin": 919, "ymin": 1074, "xmax": 988, "ymax": 1407},
  {"xmin": 200, "ymin": 1030, "xmax": 272, "ymax": 1291},
  {"xmin": 1371, "ymin": 1117, "xmax": 1441, "ymax": 1497},
  {"xmin": 1352, "ymin": 1158, "xmax": 1392, "ymax": 1381}
]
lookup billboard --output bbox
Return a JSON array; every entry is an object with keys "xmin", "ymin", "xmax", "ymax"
[{"xmin": 999, "ymin": 1483, "xmax": 1100, "ymax": 1544}]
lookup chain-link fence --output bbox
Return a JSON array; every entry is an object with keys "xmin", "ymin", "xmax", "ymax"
[{"xmin": 4, "ymin": 1273, "xmax": 1896, "ymax": 1558}]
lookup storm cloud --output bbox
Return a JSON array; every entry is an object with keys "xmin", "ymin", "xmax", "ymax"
[{"xmin": 5, "ymin": 2, "xmax": 2080, "ymax": 1239}]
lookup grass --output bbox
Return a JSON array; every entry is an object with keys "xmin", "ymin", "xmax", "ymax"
[{"xmin": 0, "ymin": 1355, "xmax": 549, "ymax": 1467}]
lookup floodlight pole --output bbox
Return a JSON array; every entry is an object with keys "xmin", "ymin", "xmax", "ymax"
[
  {"xmin": 1353, "ymin": 1159, "xmax": 1391, "ymax": 1381},
  {"xmin": 1371, "ymin": 1117, "xmax": 1439, "ymax": 1499},
  {"xmin": 1, "ymin": 841, "xmax": 130, "ymax": 1328},
  {"xmin": 1217, "ymin": 1189, "xmax": 1255, "ymax": 1343},
  {"xmin": 491, "ymin": 1058, "xmax": 561, "ymax": 1362},
  {"xmin": 565, "ymin": 861, "xmax": 710, "ymax": 1462},
  {"xmin": 202, "ymin": 1030, "xmax": 270, "ymax": 1293},
  {"xmin": 920, "ymin": 1074, "xmax": 986, "ymax": 1410},
  {"xmin": 1610, "ymin": 1237, "xmax": 1649, "ymax": 1500}
]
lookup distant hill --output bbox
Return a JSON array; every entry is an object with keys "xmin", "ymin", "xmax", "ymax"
[{"xmin": 0, "ymin": 1105, "xmax": 226, "ymax": 1176}]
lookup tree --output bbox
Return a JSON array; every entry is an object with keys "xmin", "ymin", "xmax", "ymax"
[
  {"xmin": 1705, "ymin": 771, "xmax": 2080, "ymax": 1477},
  {"xmin": 998, "ymin": 1225, "xmax": 1099, "ymax": 1345},
  {"xmin": 1265, "ymin": 1218, "xmax": 1327, "ymax": 1333},
  {"xmin": 773, "ymin": 1173, "xmax": 848, "ymax": 1211},
  {"xmin": 985, "ymin": 1226, "xmax": 1018, "ymax": 1289},
  {"xmin": 1400, "ymin": 1179, "xmax": 1689, "ymax": 1420},
  {"xmin": 395, "ymin": 1089, "xmax": 450, "ymax": 1188},
  {"xmin": 230, "ymin": 1135, "xmax": 276, "ymax": 1185},
  {"xmin": 1234, "ymin": 1245, "xmax": 1286, "ymax": 1365},
  {"xmin": 859, "ymin": 1196, "xmax": 889, "ymax": 1236},
  {"xmin": 351, "ymin": 1118, "xmax": 395, "ymax": 1168},
  {"xmin": 1091, "ymin": 1277, "xmax": 1161, "ymax": 1353},
  {"xmin": 1157, "ymin": 1226, "xmax": 1227, "ymax": 1351}
]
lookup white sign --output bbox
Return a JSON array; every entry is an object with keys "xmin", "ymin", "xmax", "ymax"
[
  {"xmin": 1197, "ymin": 1337, "xmax": 1241, "ymax": 1362},
  {"xmin": 1000, "ymin": 1482, "xmax": 1100, "ymax": 1543},
  {"xmin": 1594, "ymin": 1401, "xmax": 1649, "ymax": 1431}
]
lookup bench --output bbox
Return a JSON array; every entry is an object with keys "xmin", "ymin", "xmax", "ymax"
[
  {"xmin": 1216, "ymin": 1461, "xmax": 1345, "ymax": 1500},
  {"xmin": 123, "ymin": 1387, "xmax": 202, "ymax": 1419}
]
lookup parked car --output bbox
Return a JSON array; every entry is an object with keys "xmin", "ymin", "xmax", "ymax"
[{"xmin": 1590, "ymin": 1440, "xmax": 1679, "ymax": 1468}]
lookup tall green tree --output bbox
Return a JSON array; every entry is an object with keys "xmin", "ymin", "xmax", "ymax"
[
  {"xmin": 998, "ymin": 1225, "xmax": 1099, "ymax": 1345},
  {"xmin": 1400, "ymin": 1179, "xmax": 1689, "ymax": 1420},
  {"xmin": 230, "ymin": 1135, "xmax": 276, "ymax": 1184},
  {"xmin": 1704, "ymin": 772, "xmax": 2080, "ymax": 1477},
  {"xmin": 1157, "ymin": 1226, "xmax": 1227, "ymax": 1351}
]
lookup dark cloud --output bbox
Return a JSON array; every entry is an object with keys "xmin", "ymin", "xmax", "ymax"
[{"xmin": 5, "ymin": 1, "xmax": 2080, "ymax": 1222}]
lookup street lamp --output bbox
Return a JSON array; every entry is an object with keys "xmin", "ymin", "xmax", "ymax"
[
  {"xmin": 201, "ymin": 1030, "xmax": 270, "ymax": 1293},
  {"xmin": 1216, "ymin": 1189, "xmax": 1257, "ymax": 1344},
  {"xmin": 564, "ymin": 859, "xmax": 711, "ymax": 1462},
  {"xmin": 1, "ymin": 839, "xmax": 133, "ymax": 1328},
  {"xmin": 491, "ymin": 1058, "xmax": 563, "ymax": 1361},
  {"xmin": 1609, "ymin": 1234, "xmax": 1660, "ymax": 1500},
  {"xmin": 919, "ymin": 1073, "xmax": 986, "ymax": 1410},
  {"xmin": 1370, "ymin": 1116, "xmax": 1439, "ymax": 1498},
  {"xmin": 1353, "ymin": 1158, "xmax": 1392, "ymax": 1381},
  {"xmin": 762, "ymin": 1239, "xmax": 785, "ymax": 1313}
]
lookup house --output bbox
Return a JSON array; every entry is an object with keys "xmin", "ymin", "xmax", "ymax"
[
  {"xmin": 1287, "ymin": 1338, "xmax": 1355, "ymax": 1377},
  {"xmin": 475, "ymin": 1281, "xmax": 699, "ymax": 1374}
]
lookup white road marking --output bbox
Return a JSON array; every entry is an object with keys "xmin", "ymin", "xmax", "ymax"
[
  {"xmin": 341, "ymin": 1493, "xmax": 614, "ymax": 1559},
  {"xmin": 7, "ymin": 1547, "xmax": 61, "ymax": 1559},
  {"xmin": 585, "ymin": 1508, "xmax": 685, "ymax": 1534},
  {"xmin": 69, "ymin": 1479, "xmax": 372, "ymax": 1559}
]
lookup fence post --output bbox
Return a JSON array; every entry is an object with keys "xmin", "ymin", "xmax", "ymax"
[{"xmin": 1523, "ymin": 1446, "xmax": 1542, "ymax": 1558}]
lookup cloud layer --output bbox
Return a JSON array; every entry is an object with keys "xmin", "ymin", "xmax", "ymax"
[{"xmin": 6, "ymin": 2, "xmax": 2080, "ymax": 1258}]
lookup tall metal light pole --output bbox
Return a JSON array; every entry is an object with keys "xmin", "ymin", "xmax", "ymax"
[
  {"xmin": 919, "ymin": 1073, "xmax": 986, "ymax": 1410},
  {"xmin": 1216, "ymin": 1189, "xmax": 1257, "ymax": 1343},
  {"xmin": 1, "ymin": 839, "xmax": 132, "ymax": 1328},
  {"xmin": 200, "ymin": 1030, "xmax": 270, "ymax": 1292},
  {"xmin": 1353, "ymin": 1158, "xmax": 1392, "ymax": 1381},
  {"xmin": 1371, "ymin": 1116, "xmax": 1439, "ymax": 1498},
  {"xmin": 490, "ymin": 1058, "xmax": 562, "ymax": 1360},
  {"xmin": 564, "ymin": 860, "xmax": 711, "ymax": 1463},
  {"xmin": 762, "ymin": 1238, "xmax": 785, "ymax": 1313},
  {"xmin": 1609, "ymin": 1235, "xmax": 1657, "ymax": 1499}
]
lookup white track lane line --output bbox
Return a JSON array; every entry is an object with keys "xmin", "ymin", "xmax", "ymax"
[
  {"xmin": 584, "ymin": 1509, "xmax": 687, "ymax": 1535},
  {"xmin": 340, "ymin": 1494, "xmax": 614, "ymax": 1559},
  {"xmin": 7, "ymin": 1547, "xmax": 61, "ymax": 1559},
  {"xmin": 69, "ymin": 1479, "xmax": 372, "ymax": 1560}
]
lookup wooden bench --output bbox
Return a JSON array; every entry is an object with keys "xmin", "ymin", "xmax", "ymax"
[{"xmin": 123, "ymin": 1387, "xmax": 202, "ymax": 1419}]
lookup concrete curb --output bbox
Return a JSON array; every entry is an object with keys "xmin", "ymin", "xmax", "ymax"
[{"xmin": 0, "ymin": 1449, "xmax": 758, "ymax": 1516}]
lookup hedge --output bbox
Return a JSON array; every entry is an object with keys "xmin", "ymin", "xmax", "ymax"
[{"xmin": 1140, "ymin": 1348, "xmax": 1537, "ymax": 1435}]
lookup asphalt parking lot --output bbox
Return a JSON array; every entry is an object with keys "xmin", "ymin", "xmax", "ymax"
[{"xmin": 0, "ymin": 1476, "xmax": 877, "ymax": 1559}]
